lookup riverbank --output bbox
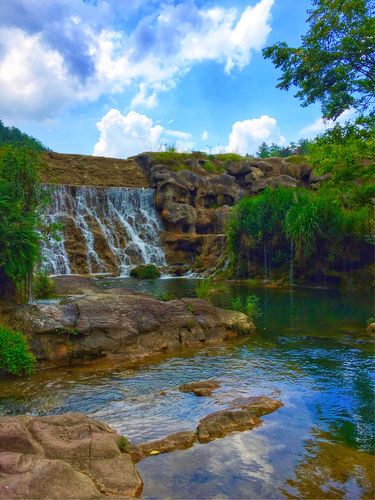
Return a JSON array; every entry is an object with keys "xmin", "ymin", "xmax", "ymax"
[{"xmin": 1, "ymin": 276, "xmax": 255, "ymax": 369}]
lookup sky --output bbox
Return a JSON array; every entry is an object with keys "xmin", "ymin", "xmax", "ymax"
[{"xmin": 0, "ymin": 0, "xmax": 347, "ymax": 158}]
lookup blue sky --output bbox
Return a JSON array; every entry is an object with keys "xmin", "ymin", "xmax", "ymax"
[{"xmin": 0, "ymin": 0, "xmax": 342, "ymax": 157}]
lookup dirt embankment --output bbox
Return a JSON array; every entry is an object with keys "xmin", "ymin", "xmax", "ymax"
[{"xmin": 41, "ymin": 152, "xmax": 150, "ymax": 188}]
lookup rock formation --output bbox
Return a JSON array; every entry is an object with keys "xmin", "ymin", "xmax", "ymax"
[
  {"xmin": 0, "ymin": 413, "xmax": 142, "ymax": 498},
  {"xmin": 40, "ymin": 152, "xmax": 314, "ymax": 275},
  {"xmin": 3, "ymin": 277, "xmax": 255, "ymax": 367},
  {"xmin": 0, "ymin": 396, "xmax": 282, "ymax": 498}
]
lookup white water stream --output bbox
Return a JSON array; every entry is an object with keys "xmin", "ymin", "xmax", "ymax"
[{"xmin": 41, "ymin": 186, "xmax": 166, "ymax": 275}]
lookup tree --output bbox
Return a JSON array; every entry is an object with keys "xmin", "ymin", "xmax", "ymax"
[
  {"xmin": 0, "ymin": 146, "xmax": 46, "ymax": 300},
  {"xmin": 256, "ymin": 142, "xmax": 271, "ymax": 158},
  {"xmin": 263, "ymin": 0, "xmax": 375, "ymax": 120},
  {"xmin": 0, "ymin": 120, "xmax": 48, "ymax": 152}
]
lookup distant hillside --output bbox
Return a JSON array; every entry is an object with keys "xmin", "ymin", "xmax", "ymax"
[{"xmin": 0, "ymin": 120, "xmax": 49, "ymax": 151}]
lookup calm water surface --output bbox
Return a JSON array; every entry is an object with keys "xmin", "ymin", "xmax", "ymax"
[{"xmin": 1, "ymin": 279, "xmax": 374, "ymax": 499}]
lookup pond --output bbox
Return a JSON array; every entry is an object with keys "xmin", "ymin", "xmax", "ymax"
[{"xmin": 0, "ymin": 279, "xmax": 374, "ymax": 499}]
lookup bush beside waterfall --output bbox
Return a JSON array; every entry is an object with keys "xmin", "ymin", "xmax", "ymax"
[
  {"xmin": 0, "ymin": 146, "xmax": 47, "ymax": 301},
  {"xmin": 227, "ymin": 187, "xmax": 373, "ymax": 284},
  {"xmin": 0, "ymin": 326, "xmax": 36, "ymax": 376}
]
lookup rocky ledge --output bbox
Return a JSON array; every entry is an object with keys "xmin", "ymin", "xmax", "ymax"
[
  {"xmin": 0, "ymin": 413, "xmax": 142, "ymax": 499},
  {"xmin": 3, "ymin": 277, "xmax": 255, "ymax": 367},
  {"xmin": 0, "ymin": 396, "xmax": 282, "ymax": 498}
]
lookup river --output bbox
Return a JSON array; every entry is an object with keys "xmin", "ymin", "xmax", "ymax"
[{"xmin": 0, "ymin": 279, "xmax": 374, "ymax": 498}]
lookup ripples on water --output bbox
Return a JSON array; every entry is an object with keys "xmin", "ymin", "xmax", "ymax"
[{"xmin": 0, "ymin": 279, "xmax": 374, "ymax": 498}]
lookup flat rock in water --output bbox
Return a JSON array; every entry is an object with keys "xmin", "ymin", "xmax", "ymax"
[
  {"xmin": 130, "ymin": 431, "xmax": 197, "ymax": 462},
  {"xmin": 197, "ymin": 396, "xmax": 283, "ymax": 443},
  {"xmin": 179, "ymin": 380, "xmax": 221, "ymax": 397},
  {"xmin": 5, "ymin": 279, "xmax": 255, "ymax": 367}
]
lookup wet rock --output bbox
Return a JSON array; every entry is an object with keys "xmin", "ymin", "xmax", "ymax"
[
  {"xmin": 197, "ymin": 396, "xmax": 283, "ymax": 443},
  {"xmin": 130, "ymin": 431, "xmax": 197, "ymax": 462},
  {"xmin": 179, "ymin": 380, "xmax": 221, "ymax": 397},
  {"xmin": 366, "ymin": 322, "xmax": 375, "ymax": 337},
  {"xmin": 0, "ymin": 413, "xmax": 142, "ymax": 498},
  {"xmin": 5, "ymin": 279, "xmax": 255, "ymax": 366},
  {"xmin": 129, "ymin": 264, "xmax": 161, "ymax": 279}
]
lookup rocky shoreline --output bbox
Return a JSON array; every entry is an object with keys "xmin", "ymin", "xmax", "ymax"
[
  {"xmin": 0, "ymin": 395, "xmax": 282, "ymax": 498},
  {"xmin": 1, "ymin": 276, "xmax": 255, "ymax": 369}
]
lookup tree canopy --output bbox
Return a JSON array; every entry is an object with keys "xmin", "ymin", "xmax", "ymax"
[
  {"xmin": 263, "ymin": 0, "xmax": 375, "ymax": 120},
  {"xmin": 0, "ymin": 146, "xmax": 47, "ymax": 300},
  {"xmin": 0, "ymin": 120, "xmax": 48, "ymax": 152}
]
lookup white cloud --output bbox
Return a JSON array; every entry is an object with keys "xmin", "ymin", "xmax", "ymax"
[
  {"xmin": 93, "ymin": 109, "xmax": 193, "ymax": 158},
  {"xmin": 226, "ymin": 115, "xmax": 286, "ymax": 155},
  {"xmin": 0, "ymin": 28, "xmax": 81, "ymax": 120},
  {"xmin": 130, "ymin": 83, "xmax": 158, "ymax": 109},
  {"xmin": 201, "ymin": 131, "xmax": 209, "ymax": 141},
  {"xmin": 298, "ymin": 109, "xmax": 355, "ymax": 138},
  {"xmin": 0, "ymin": 0, "xmax": 275, "ymax": 120}
]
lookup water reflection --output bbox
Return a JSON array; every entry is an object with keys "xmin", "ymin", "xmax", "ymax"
[{"xmin": 0, "ymin": 280, "xmax": 374, "ymax": 498}]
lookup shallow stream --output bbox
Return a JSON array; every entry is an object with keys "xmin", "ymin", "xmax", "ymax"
[{"xmin": 1, "ymin": 279, "xmax": 374, "ymax": 498}]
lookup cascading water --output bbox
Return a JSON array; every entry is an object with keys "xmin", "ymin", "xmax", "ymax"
[{"xmin": 41, "ymin": 186, "xmax": 166, "ymax": 276}]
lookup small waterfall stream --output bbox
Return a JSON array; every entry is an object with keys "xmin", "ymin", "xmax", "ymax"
[{"xmin": 41, "ymin": 186, "xmax": 166, "ymax": 276}]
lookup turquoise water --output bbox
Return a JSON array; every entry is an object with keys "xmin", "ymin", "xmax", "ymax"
[{"xmin": 0, "ymin": 279, "xmax": 374, "ymax": 498}]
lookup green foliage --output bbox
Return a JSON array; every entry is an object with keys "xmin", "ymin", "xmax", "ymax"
[
  {"xmin": 158, "ymin": 291, "xmax": 175, "ymax": 301},
  {"xmin": 257, "ymin": 139, "xmax": 311, "ymax": 158},
  {"xmin": 33, "ymin": 270, "xmax": 56, "ymax": 299},
  {"xmin": 186, "ymin": 303, "xmax": 194, "ymax": 313},
  {"xmin": 118, "ymin": 435, "xmax": 130, "ymax": 453},
  {"xmin": 263, "ymin": 0, "xmax": 375, "ymax": 119},
  {"xmin": 0, "ymin": 121, "xmax": 48, "ymax": 152},
  {"xmin": 227, "ymin": 186, "xmax": 372, "ymax": 277},
  {"xmin": 0, "ymin": 326, "xmax": 36, "ymax": 376},
  {"xmin": 230, "ymin": 295, "xmax": 262, "ymax": 320},
  {"xmin": 0, "ymin": 145, "xmax": 49, "ymax": 300},
  {"xmin": 307, "ymin": 118, "xmax": 375, "ymax": 209},
  {"xmin": 195, "ymin": 279, "xmax": 226, "ymax": 300},
  {"xmin": 215, "ymin": 153, "xmax": 242, "ymax": 162},
  {"xmin": 129, "ymin": 264, "xmax": 161, "ymax": 279}
]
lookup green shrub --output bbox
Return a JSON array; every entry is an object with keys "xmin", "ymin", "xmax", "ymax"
[
  {"xmin": 0, "ymin": 326, "xmax": 36, "ymax": 376},
  {"xmin": 227, "ymin": 186, "xmax": 372, "ymax": 276},
  {"xmin": 158, "ymin": 291, "xmax": 175, "ymax": 301},
  {"xmin": 33, "ymin": 270, "xmax": 56, "ymax": 299},
  {"xmin": 118, "ymin": 435, "xmax": 129, "ymax": 453},
  {"xmin": 230, "ymin": 295, "xmax": 262, "ymax": 320},
  {"xmin": 0, "ymin": 145, "xmax": 52, "ymax": 301},
  {"xmin": 195, "ymin": 279, "xmax": 226, "ymax": 300},
  {"xmin": 129, "ymin": 264, "xmax": 161, "ymax": 279}
]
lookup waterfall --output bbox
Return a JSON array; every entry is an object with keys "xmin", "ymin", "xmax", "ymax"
[{"xmin": 41, "ymin": 186, "xmax": 166, "ymax": 276}]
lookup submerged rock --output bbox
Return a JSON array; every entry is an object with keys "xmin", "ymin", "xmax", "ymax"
[
  {"xmin": 179, "ymin": 380, "xmax": 221, "ymax": 397},
  {"xmin": 0, "ymin": 413, "xmax": 142, "ymax": 499},
  {"xmin": 4, "ymin": 277, "xmax": 255, "ymax": 367}
]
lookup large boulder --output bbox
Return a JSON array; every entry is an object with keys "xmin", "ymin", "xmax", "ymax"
[
  {"xmin": 0, "ymin": 413, "xmax": 142, "ymax": 498},
  {"xmin": 5, "ymin": 278, "xmax": 255, "ymax": 366}
]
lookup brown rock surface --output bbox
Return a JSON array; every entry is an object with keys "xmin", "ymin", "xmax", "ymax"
[
  {"xmin": 5, "ymin": 277, "xmax": 255, "ymax": 366},
  {"xmin": 130, "ymin": 431, "xmax": 197, "ymax": 463},
  {"xmin": 197, "ymin": 396, "xmax": 283, "ymax": 443},
  {"xmin": 179, "ymin": 380, "xmax": 221, "ymax": 397},
  {"xmin": 42, "ymin": 152, "xmax": 149, "ymax": 188},
  {"xmin": 0, "ymin": 413, "xmax": 142, "ymax": 499}
]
